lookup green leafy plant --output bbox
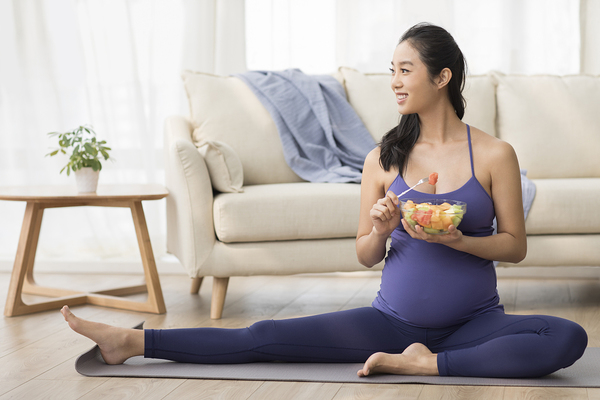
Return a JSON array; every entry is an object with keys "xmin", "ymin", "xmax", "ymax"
[{"xmin": 46, "ymin": 125, "xmax": 112, "ymax": 176}]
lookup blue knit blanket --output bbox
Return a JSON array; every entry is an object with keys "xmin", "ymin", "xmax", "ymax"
[
  {"xmin": 493, "ymin": 169, "xmax": 537, "ymax": 266},
  {"xmin": 237, "ymin": 69, "xmax": 377, "ymax": 183}
]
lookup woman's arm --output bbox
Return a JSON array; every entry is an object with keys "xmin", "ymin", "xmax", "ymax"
[
  {"xmin": 402, "ymin": 140, "xmax": 527, "ymax": 263},
  {"xmin": 356, "ymin": 148, "xmax": 401, "ymax": 268}
]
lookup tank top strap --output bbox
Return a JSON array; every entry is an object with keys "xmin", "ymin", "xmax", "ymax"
[{"xmin": 466, "ymin": 124, "xmax": 475, "ymax": 177}]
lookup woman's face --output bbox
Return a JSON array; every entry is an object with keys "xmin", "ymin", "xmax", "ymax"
[{"xmin": 390, "ymin": 41, "xmax": 439, "ymax": 115}]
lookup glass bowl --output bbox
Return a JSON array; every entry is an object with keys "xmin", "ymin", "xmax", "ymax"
[{"xmin": 400, "ymin": 199, "xmax": 467, "ymax": 235}]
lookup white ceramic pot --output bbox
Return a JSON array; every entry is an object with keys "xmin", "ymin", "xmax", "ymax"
[{"xmin": 75, "ymin": 167, "xmax": 100, "ymax": 193}]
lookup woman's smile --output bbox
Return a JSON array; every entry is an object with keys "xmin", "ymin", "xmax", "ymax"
[{"xmin": 396, "ymin": 92, "xmax": 408, "ymax": 104}]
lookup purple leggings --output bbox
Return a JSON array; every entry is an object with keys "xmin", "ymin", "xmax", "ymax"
[{"xmin": 144, "ymin": 307, "xmax": 587, "ymax": 378}]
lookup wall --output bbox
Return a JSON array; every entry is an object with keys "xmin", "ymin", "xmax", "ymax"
[{"xmin": 582, "ymin": 0, "xmax": 600, "ymax": 74}]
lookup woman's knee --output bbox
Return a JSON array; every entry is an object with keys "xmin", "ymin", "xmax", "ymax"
[
  {"xmin": 549, "ymin": 318, "xmax": 588, "ymax": 369},
  {"xmin": 563, "ymin": 321, "xmax": 587, "ymax": 363},
  {"xmin": 247, "ymin": 319, "xmax": 278, "ymax": 346}
]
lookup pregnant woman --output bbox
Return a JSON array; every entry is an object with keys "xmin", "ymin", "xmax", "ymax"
[{"xmin": 62, "ymin": 22, "xmax": 587, "ymax": 378}]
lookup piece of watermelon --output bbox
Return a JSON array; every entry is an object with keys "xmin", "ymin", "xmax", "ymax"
[{"xmin": 429, "ymin": 172, "xmax": 438, "ymax": 185}]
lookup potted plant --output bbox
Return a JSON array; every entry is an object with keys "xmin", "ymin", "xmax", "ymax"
[{"xmin": 46, "ymin": 125, "xmax": 112, "ymax": 193}]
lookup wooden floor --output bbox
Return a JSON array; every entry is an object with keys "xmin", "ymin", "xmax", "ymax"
[{"xmin": 1, "ymin": 269, "xmax": 600, "ymax": 400}]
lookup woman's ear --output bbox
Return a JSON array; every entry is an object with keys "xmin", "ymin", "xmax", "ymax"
[{"xmin": 437, "ymin": 68, "xmax": 452, "ymax": 89}]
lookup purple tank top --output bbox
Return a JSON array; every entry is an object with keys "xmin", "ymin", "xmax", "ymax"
[{"xmin": 372, "ymin": 125, "xmax": 503, "ymax": 328}]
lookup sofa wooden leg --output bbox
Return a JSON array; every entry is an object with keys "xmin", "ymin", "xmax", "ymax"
[
  {"xmin": 210, "ymin": 277, "xmax": 229, "ymax": 319},
  {"xmin": 190, "ymin": 277, "xmax": 203, "ymax": 294}
]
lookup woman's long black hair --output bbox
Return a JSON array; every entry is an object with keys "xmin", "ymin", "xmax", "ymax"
[{"xmin": 379, "ymin": 23, "xmax": 467, "ymax": 173}]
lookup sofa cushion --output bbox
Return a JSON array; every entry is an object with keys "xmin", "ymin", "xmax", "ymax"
[
  {"xmin": 338, "ymin": 67, "xmax": 497, "ymax": 141},
  {"xmin": 213, "ymin": 182, "xmax": 361, "ymax": 243},
  {"xmin": 462, "ymin": 75, "xmax": 497, "ymax": 137},
  {"xmin": 525, "ymin": 178, "xmax": 600, "ymax": 234},
  {"xmin": 494, "ymin": 73, "xmax": 600, "ymax": 179},
  {"xmin": 182, "ymin": 70, "xmax": 303, "ymax": 185},
  {"xmin": 337, "ymin": 67, "xmax": 400, "ymax": 143},
  {"xmin": 197, "ymin": 140, "xmax": 244, "ymax": 193}
]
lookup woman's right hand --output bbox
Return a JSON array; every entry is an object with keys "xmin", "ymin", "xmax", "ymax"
[{"xmin": 370, "ymin": 191, "xmax": 401, "ymax": 237}]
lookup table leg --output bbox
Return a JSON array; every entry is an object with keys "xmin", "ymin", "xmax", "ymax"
[
  {"xmin": 24, "ymin": 204, "xmax": 42, "ymax": 289},
  {"xmin": 4, "ymin": 202, "xmax": 40, "ymax": 316},
  {"xmin": 4, "ymin": 202, "xmax": 88, "ymax": 316},
  {"xmin": 131, "ymin": 200, "xmax": 166, "ymax": 313},
  {"xmin": 18, "ymin": 204, "xmax": 86, "ymax": 298},
  {"xmin": 86, "ymin": 201, "xmax": 166, "ymax": 313}
]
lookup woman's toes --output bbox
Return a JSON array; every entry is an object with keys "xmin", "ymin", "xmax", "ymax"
[
  {"xmin": 358, "ymin": 352, "xmax": 384, "ymax": 377},
  {"xmin": 60, "ymin": 305, "xmax": 71, "ymax": 320}
]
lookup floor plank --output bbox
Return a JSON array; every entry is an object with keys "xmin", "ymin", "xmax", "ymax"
[
  {"xmin": 418, "ymin": 385, "xmax": 505, "ymax": 400},
  {"xmin": 503, "ymin": 386, "xmax": 588, "ymax": 400},
  {"xmin": 161, "ymin": 380, "xmax": 264, "ymax": 400},
  {"xmin": 334, "ymin": 383, "xmax": 423, "ymax": 399},
  {"xmin": 247, "ymin": 381, "xmax": 342, "ymax": 400},
  {"xmin": 0, "ymin": 379, "xmax": 102, "ymax": 400},
  {"xmin": 588, "ymin": 388, "xmax": 600, "ymax": 400},
  {"xmin": 77, "ymin": 377, "xmax": 185, "ymax": 400}
]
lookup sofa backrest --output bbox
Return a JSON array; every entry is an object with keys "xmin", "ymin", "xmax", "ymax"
[
  {"xmin": 189, "ymin": 68, "xmax": 600, "ymax": 186},
  {"xmin": 493, "ymin": 72, "xmax": 600, "ymax": 179}
]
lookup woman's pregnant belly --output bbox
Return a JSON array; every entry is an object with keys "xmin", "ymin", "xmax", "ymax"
[{"xmin": 374, "ymin": 233, "xmax": 501, "ymax": 328}]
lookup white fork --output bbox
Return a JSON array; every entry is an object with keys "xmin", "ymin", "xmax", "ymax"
[{"xmin": 398, "ymin": 177, "xmax": 430, "ymax": 198}]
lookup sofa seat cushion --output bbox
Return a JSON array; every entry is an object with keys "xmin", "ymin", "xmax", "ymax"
[
  {"xmin": 213, "ymin": 183, "xmax": 361, "ymax": 243},
  {"xmin": 525, "ymin": 178, "xmax": 600, "ymax": 234}
]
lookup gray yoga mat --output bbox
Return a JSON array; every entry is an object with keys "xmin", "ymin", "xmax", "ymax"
[{"xmin": 75, "ymin": 323, "xmax": 599, "ymax": 387}]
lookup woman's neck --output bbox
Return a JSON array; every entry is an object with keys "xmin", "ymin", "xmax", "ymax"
[{"xmin": 417, "ymin": 100, "xmax": 465, "ymax": 143}]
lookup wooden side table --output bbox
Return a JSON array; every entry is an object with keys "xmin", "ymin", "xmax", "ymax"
[{"xmin": 0, "ymin": 184, "xmax": 168, "ymax": 317}]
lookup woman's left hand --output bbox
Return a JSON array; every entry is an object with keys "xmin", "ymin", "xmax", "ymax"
[{"xmin": 401, "ymin": 219, "xmax": 463, "ymax": 245}]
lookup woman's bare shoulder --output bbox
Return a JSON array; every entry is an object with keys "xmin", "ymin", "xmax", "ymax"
[
  {"xmin": 363, "ymin": 146, "xmax": 384, "ymax": 174},
  {"xmin": 366, "ymin": 145, "xmax": 381, "ymax": 160},
  {"xmin": 470, "ymin": 126, "xmax": 517, "ymax": 163},
  {"xmin": 362, "ymin": 147, "xmax": 382, "ymax": 176},
  {"xmin": 362, "ymin": 146, "xmax": 398, "ymax": 191}
]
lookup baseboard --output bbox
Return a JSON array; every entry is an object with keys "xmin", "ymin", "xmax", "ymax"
[
  {"xmin": 0, "ymin": 254, "xmax": 187, "ymax": 276},
  {"xmin": 495, "ymin": 265, "xmax": 600, "ymax": 279},
  {"xmin": 1, "ymin": 256, "xmax": 598, "ymax": 279}
]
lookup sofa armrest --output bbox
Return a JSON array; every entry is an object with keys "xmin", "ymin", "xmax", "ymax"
[{"xmin": 164, "ymin": 115, "xmax": 216, "ymax": 278}]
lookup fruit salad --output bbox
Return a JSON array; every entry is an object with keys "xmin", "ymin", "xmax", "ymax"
[{"xmin": 400, "ymin": 199, "xmax": 467, "ymax": 235}]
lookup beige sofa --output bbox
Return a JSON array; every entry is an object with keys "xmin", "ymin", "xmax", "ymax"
[{"xmin": 165, "ymin": 67, "xmax": 600, "ymax": 319}]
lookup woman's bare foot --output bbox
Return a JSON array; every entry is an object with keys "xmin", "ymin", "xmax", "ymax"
[
  {"xmin": 357, "ymin": 343, "xmax": 439, "ymax": 377},
  {"xmin": 60, "ymin": 305, "xmax": 144, "ymax": 364}
]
